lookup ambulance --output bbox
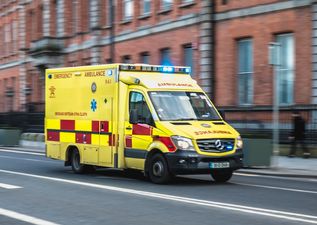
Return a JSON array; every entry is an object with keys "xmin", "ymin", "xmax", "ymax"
[{"xmin": 45, "ymin": 64, "xmax": 243, "ymax": 184}]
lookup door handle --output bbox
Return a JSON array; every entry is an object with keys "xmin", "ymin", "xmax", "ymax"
[{"xmin": 126, "ymin": 126, "xmax": 132, "ymax": 130}]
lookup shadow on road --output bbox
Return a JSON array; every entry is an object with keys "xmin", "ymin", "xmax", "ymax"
[{"xmin": 50, "ymin": 167, "xmax": 237, "ymax": 186}]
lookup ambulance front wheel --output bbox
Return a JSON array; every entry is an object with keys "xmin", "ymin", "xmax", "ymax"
[
  {"xmin": 71, "ymin": 148, "xmax": 87, "ymax": 174},
  {"xmin": 148, "ymin": 153, "xmax": 172, "ymax": 184},
  {"xmin": 210, "ymin": 170, "xmax": 233, "ymax": 183}
]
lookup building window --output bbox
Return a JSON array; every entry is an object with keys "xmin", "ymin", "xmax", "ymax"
[
  {"xmin": 4, "ymin": 23, "xmax": 11, "ymax": 55},
  {"xmin": 140, "ymin": 52, "xmax": 150, "ymax": 64},
  {"xmin": 12, "ymin": 21, "xmax": 17, "ymax": 53},
  {"xmin": 160, "ymin": 48, "xmax": 172, "ymax": 65},
  {"xmin": 222, "ymin": 0, "xmax": 228, "ymax": 5},
  {"xmin": 122, "ymin": 55, "xmax": 131, "ymax": 63},
  {"xmin": 123, "ymin": 0, "xmax": 133, "ymax": 21},
  {"xmin": 276, "ymin": 33, "xmax": 294, "ymax": 104},
  {"xmin": 55, "ymin": 0, "xmax": 64, "ymax": 37},
  {"xmin": 161, "ymin": 0, "xmax": 173, "ymax": 10},
  {"xmin": 89, "ymin": 0, "xmax": 99, "ymax": 29},
  {"xmin": 182, "ymin": 0, "xmax": 194, "ymax": 4},
  {"xmin": 237, "ymin": 39, "xmax": 253, "ymax": 105},
  {"xmin": 72, "ymin": 0, "xmax": 78, "ymax": 34},
  {"xmin": 143, "ymin": 0, "xmax": 151, "ymax": 14},
  {"xmin": 183, "ymin": 44, "xmax": 194, "ymax": 77},
  {"xmin": 106, "ymin": 0, "xmax": 113, "ymax": 26}
]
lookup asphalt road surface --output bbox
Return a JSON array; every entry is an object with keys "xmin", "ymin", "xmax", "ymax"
[{"xmin": 0, "ymin": 148, "xmax": 316, "ymax": 225}]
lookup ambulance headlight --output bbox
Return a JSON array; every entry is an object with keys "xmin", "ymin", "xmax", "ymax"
[
  {"xmin": 171, "ymin": 136, "xmax": 195, "ymax": 151},
  {"xmin": 236, "ymin": 136, "xmax": 243, "ymax": 149}
]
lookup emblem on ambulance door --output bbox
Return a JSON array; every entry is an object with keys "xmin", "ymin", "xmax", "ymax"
[
  {"xmin": 49, "ymin": 86, "xmax": 56, "ymax": 98},
  {"xmin": 91, "ymin": 82, "xmax": 97, "ymax": 93}
]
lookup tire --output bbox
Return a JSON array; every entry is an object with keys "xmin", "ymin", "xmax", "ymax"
[
  {"xmin": 71, "ymin": 149, "xmax": 85, "ymax": 174},
  {"xmin": 148, "ymin": 153, "xmax": 172, "ymax": 184},
  {"xmin": 211, "ymin": 170, "xmax": 233, "ymax": 183}
]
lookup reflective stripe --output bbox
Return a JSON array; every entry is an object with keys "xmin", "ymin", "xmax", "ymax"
[
  {"xmin": 60, "ymin": 120, "xmax": 75, "ymax": 130},
  {"xmin": 47, "ymin": 131, "xmax": 60, "ymax": 141},
  {"xmin": 125, "ymin": 135, "xmax": 132, "ymax": 148},
  {"xmin": 91, "ymin": 121, "xmax": 99, "ymax": 132},
  {"xmin": 100, "ymin": 121, "xmax": 109, "ymax": 133},
  {"xmin": 75, "ymin": 133, "xmax": 92, "ymax": 144},
  {"xmin": 132, "ymin": 124, "xmax": 151, "ymax": 135},
  {"xmin": 109, "ymin": 134, "xmax": 116, "ymax": 146}
]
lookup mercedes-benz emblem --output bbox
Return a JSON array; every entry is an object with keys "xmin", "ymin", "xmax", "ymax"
[
  {"xmin": 201, "ymin": 123, "xmax": 211, "ymax": 128},
  {"xmin": 215, "ymin": 140, "xmax": 224, "ymax": 150}
]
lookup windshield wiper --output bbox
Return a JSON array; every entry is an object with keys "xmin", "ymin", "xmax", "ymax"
[
  {"xmin": 198, "ymin": 118, "xmax": 222, "ymax": 121},
  {"xmin": 173, "ymin": 118, "xmax": 197, "ymax": 121}
]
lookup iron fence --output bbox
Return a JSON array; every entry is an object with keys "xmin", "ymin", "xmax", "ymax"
[
  {"xmin": 0, "ymin": 104, "xmax": 316, "ymax": 145},
  {"xmin": 218, "ymin": 104, "xmax": 317, "ymax": 145}
]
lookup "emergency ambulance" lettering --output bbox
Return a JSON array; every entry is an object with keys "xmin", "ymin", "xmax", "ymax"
[
  {"xmin": 54, "ymin": 73, "xmax": 72, "ymax": 79},
  {"xmin": 85, "ymin": 71, "xmax": 105, "ymax": 77}
]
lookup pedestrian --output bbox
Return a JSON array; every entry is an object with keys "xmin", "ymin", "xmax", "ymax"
[{"xmin": 288, "ymin": 111, "xmax": 310, "ymax": 158}]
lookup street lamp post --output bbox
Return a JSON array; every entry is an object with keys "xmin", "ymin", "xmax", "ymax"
[{"xmin": 269, "ymin": 42, "xmax": 281, "ymax": 168}]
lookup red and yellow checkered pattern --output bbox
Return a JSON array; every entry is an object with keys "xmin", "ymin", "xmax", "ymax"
[{"xmin": 46, "ymin": 119, "xmax": 116, "ymax": 146}]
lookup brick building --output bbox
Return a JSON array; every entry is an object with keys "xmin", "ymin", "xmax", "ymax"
[
  {"xmin": 0, "ymin": 0, "xmax": 316, "ymax": 126},
  {"xmin": 0, "ymin": 0, "xmax": 213, "ymax": 113},
  {"xmin": 214, "ymin": 0, "xmax": 317, "ymax": 127}
]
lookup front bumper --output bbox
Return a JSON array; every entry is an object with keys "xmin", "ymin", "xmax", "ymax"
[{"xmin": 165, "ymin": 149, "xmax": 243, "ymax": 175}]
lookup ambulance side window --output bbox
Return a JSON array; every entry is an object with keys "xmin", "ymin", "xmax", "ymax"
[{"xmin": 129, "ymin": 92, "xmax": 152, "ymax": 124}]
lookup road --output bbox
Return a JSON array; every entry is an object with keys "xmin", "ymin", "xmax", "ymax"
[{"xmin": 0, "ymin": 148, "xmax": 316, "ymax": 225}]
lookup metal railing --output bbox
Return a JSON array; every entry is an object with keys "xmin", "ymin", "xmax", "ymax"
[{"xmin": 218, "ymin": 104, "xmax": 317, "ymax": 145}]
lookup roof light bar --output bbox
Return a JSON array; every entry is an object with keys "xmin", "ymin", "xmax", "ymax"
[{"xmin": 119, "ymin": 64, "xmax": 191, "ymax": 74}]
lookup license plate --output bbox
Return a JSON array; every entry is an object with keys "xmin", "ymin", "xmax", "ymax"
[{"xmin": 210, "ymin": 162, "xmax": 230, "ymax": 169}]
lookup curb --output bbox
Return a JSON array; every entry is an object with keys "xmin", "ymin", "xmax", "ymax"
[{"xmin": 238, "ymin": 169, "xmax": 317, "ymax": 179}]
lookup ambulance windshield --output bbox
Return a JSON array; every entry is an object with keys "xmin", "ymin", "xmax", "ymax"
[{"xmin": 149, "ymin": 91, "xmax": 221, "ymax": 121}]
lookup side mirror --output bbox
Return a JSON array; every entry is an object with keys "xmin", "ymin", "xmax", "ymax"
[
  {"xmin": 219, "ymin": 110, "xmax": 225, "ymax": 120},
  {"xmin": 129, "ymin": 109, "xmax": 138, "ymax": 124}
]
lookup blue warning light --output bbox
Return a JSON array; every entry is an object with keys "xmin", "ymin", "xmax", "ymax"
[
  {"xmin": 185, "ymin": 68, "xmax": 191, "ymax": 73},
  {"xmin": 162, "ymin": 66, "xmax": 174, "ymax": 73}
]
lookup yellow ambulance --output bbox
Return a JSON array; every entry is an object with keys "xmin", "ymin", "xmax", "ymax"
[{"xmin": 45, "ymin": 64, "xmax": 243, "ymax": 184}]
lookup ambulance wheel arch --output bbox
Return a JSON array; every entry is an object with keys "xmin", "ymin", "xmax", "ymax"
[
  {"xmin": 144, "ymin": 149, "xmax": 172, "ymax": 184},
  {"xmin": 144, "ymin": 139, "xmax": 173, "ymax": 169},
  {"xmin": 65, "ymin": 145, "xmax": 78, "ymax": 166},
  {"xmin": 65, "ymin": 145, "xmax": 95, "ymax": 174}
]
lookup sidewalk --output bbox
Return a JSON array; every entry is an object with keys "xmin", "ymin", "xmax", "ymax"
[
  {"xmin": 239, "ymin": 156, "xmax": 317, "ymax": 178},
  {"xmin": 1, "ymin": 146, "xmax": 317, "ymax": 178}
]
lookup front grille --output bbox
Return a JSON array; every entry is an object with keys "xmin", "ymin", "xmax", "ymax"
[{"xmin": 196, "ymin": 138, "xmax": 235, "ymax": 153}]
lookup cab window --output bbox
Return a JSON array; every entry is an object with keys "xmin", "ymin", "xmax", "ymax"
[{"xmin": 129, "ymin": 92, "xmax": 152, "ymax": 124}]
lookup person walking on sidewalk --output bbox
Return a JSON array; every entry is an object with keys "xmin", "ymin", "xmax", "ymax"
[{"xmin": 288, "ymin": 111, "xmax": 310, "ymax": 158}]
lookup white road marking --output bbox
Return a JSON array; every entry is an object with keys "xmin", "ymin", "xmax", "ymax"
[
  {"xmin": 233, "ymin": 182, "xmax": 317, "ymax": 194},
  {"xmin": 0, "ymin": 208, "xmax": 60, "ymax": 225},
  {"xmin": 0, "ymin": 182, "xmax": 22, "ymax": 189},
  {"xmin": 0, "ymin": 169, "xmax": 316, "ymax": 224},
  {"xmin": 0, "ymin": 149, "xmax": 44, "ymax": 156},
  {"xmin": 0, "ymin": 155, "xmax": 58, "ymax": 164}
]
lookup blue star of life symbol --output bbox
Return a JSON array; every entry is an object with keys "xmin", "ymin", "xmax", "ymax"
[{"xmin": 91, "ymin": 99, "xmax": 97, "ymax": 112}]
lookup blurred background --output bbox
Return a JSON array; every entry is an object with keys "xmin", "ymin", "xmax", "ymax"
[{"xmin": 0, "ymin": 0, "xmax": 316, "ymax": 157}]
